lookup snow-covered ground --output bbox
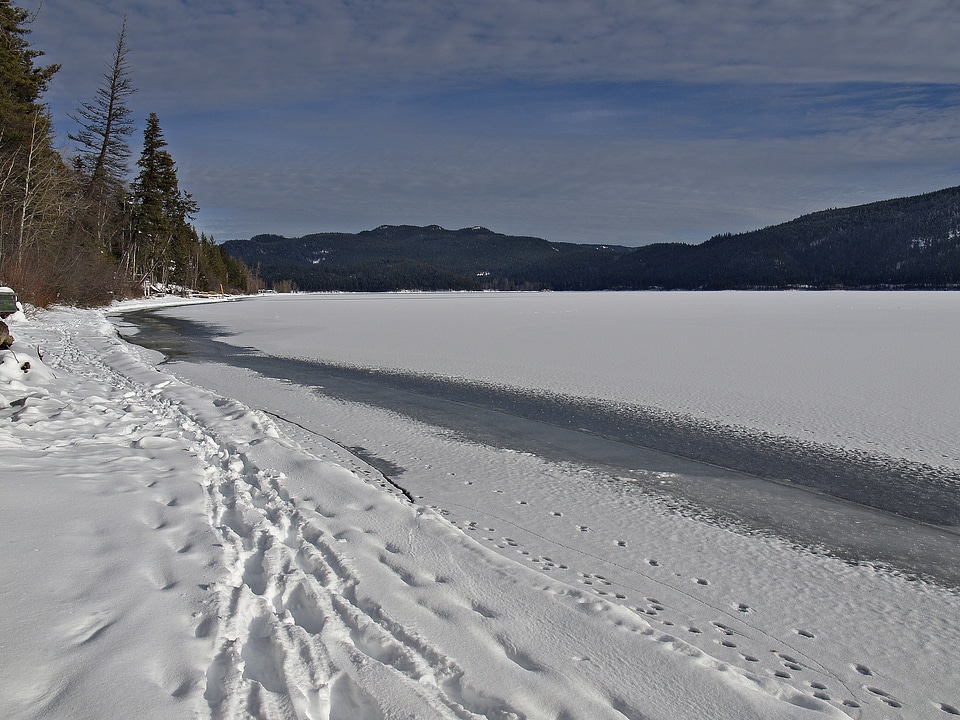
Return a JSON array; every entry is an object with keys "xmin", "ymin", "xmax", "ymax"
[{"xmin": 1, "ymin": 293, "xmax": 959, "ymax": 720}]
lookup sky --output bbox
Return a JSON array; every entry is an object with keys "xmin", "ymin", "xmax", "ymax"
[{"xmin": 22, "ymin": 0, "xmax": 960, "ymax": 245}]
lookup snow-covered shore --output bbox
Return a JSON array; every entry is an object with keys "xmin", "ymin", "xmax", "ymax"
[{"xmin": 2, "ymin": 298, "xmax": 959, "ymax": 719}]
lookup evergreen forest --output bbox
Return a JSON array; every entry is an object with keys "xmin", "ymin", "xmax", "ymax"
[{"xmin": 0, "ymin": 3, "xmax": 254, "ymax": 307}]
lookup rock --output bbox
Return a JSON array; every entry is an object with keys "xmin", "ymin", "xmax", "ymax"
[{"xmin": 0, "ymin": 320, "xmax": 13, "ymax": 349}]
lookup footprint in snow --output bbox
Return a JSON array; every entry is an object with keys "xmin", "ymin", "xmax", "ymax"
[{"xmin": 712, "ymin": 622, "xmax": 733, "ymax": 635}]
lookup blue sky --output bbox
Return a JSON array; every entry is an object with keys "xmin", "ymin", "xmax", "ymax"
[{"xmin": 24, "ymin": 0, "xmax": 960, "ymax": 245}]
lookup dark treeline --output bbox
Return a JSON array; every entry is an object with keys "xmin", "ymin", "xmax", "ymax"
[
  {"xmin": 226, "ymin": 226, "xmax": 600, "ymax": 292},
  {"xmin": 226, "ymin": 186, "xmax": 960, "ymax": 292},
  {"xmin": 0, "ymin": 3, "xmax": 255, "ymax": 307}
]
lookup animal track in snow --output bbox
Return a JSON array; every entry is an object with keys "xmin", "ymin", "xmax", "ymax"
[
  {"xmin": 471, "ymin": 601, "xmax": 496, "ymax": 619},
  {"xmin": 194, "ymin": 613, "xmax": 217, "ymax": 639},
  {"xmin": 865, "ymin": 686, "xmax": 903, "ymax": 708},
  {"xmin": 497, "ymin": 637, "xmax": 544, "ymax": 673}
]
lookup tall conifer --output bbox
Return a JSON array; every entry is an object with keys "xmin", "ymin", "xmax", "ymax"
[
  {"xmin": 130, "ymin": 112, "xmax": 197, "ymax": 285},
  {"xmin": 0, "ymin": 0, "xmax": 58, "ymax": 149},
  {"xmin": 68, "ymin": 17, "xmax": 136, "ymax": 255},
  {"xmin": 0, "ymin": 0, "xmax": 64, "ymax": 277},
  {"xmin": 69, "ymin": 17, "xmax": 135, "ymax": 197}
]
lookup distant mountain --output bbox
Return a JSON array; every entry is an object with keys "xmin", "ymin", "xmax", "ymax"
[
  {"xmin": 223, "ymin": 186, "xmax": 960, "ymax": 291},
  {"xmin": 223, "ymin": 225, "xmax": 635, "ymax": 291}
]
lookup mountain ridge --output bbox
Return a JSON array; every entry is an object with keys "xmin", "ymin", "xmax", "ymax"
[{"xmin": 223, "ymin": 185, "xmax": 960, "ymax": 291}]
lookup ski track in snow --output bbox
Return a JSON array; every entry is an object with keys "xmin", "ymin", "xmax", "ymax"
[{"xmin": 2, "ymin": 300, "xmax": 959, "ymax": 719}]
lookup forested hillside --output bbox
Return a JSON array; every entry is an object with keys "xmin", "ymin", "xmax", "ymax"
[
  {"xmin": 225, "ymin": 185, "xmax": 960, "ymax": 292},
  {"xmin": 224, "ymin": 226, "xmax": 634, "ymax": 292},
  {"xmin": 622, "ymin": 185, "xmax": 960, "ymax": 289}
]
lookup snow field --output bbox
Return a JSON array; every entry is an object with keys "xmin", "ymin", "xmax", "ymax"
[
  {"xmin": 1, "ymin": 297, "xmax": 958, "ymax": 719},
  {"xmin": 164, "ymin": 336, "xmax": 960, "ymax": 720}
]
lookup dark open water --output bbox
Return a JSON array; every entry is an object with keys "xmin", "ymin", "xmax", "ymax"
[{"xmin": 118, "ymin": 306, "xmax": 960, "ymax": 588}]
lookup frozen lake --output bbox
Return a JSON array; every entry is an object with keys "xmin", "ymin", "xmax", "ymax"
[
  {"xmin": 124, "ymin": 290, "xmax": 960, "ymax": 584},
  {"xmin": 139, "ymin": 290, "xmax": 960, "ymax": 470}
]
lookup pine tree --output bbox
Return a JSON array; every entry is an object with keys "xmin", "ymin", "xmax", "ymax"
[
  {"xmin": 69, "ymin": 16, "xmax": 135, "ymax": 197},
  {"xmin": 130, "ymin": 112, "xmax": 197, "ymax": 287},
  {"xmin": 0, "ymin": 0, "xmax": 65, "ymax": 279},
  {"xmin": 0, "ymin": 0, "xmax": 58, "ymax": 149},
  {"xmin": 68, "ymin": 17, "xmax": 136, "ymax": 256}
]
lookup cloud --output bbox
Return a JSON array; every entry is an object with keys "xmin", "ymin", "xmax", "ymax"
[
  {"xmin": 172, "ymin": 84, "xmax": 960, "ymax": 244},
  {"xmin": 21, "ymin": 0, "xmax": 960, "ymax": 245},
  {"xmin": 27, "ymin": 0, "xmax": 960, "ymax": 115}
]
